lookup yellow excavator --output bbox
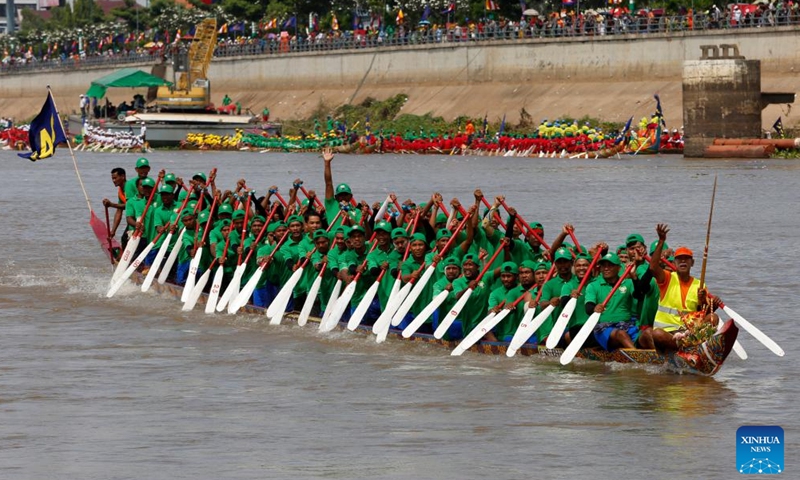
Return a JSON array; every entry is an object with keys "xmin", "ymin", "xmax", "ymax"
[{"xmin": 155, "ymin": 18, "xmax": 218, "ymax": 111}]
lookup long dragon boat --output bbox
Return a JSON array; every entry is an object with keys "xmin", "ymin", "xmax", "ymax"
[{"xmin": 129, "ymin": 271, "xmax": 739, "ymax": 376}]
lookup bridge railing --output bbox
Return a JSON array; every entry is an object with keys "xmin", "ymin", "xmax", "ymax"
[{"xmin": 3, "ymin": 14, "xmax": 800, "ymax": 75}]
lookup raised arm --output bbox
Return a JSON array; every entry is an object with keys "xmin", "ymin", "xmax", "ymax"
[
  {"xmin": 323, "ymin": 148, "xmax": 335, "ymax": 200},
  {"xmin": 649, "ymin": 223, "xmax": 669, "ymax": 284}
]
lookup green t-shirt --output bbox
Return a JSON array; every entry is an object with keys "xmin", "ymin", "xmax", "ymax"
[
  {"xmin": 124, "ymin": 196, "xmax": 156, "ymax": 241},
  {"xmin": 538, "ymin": 274, "xmax": 577, "ymax": 340},
  {"xmin": 367, "ymin": 245, "xmax": 403, "ymax": 308},
  {"xmin": 152, "ymin": 202, "xmax": 181, "ymax": 249},
  {"xmin": 324, "ymin": 197, "xmax": 362, "ymax": 228},
  {"xmin": 559, "ymin": 275, "xmax": 597, "ymax": 329},
  {"xmin": 488, "ymin": 284, "xmax": 526, "ymax": 340},
  {"xmin": 450, "ymin": 271, "xmax": 496, "ymax": 335},
  {"xmin": 254, "ymin": 243, "xmax": 287, "ymax": 288},
  {"xmin": 338, "ymin": 247, "xmax": 372, "ymax": 307},
  {"xmin": 585, "ymin": 277, "xmax": 636, "ymax": 324},
  {"xmin": 635, "ymin": 263, "xmax": 658, "ymax": 327},
  {"xmin": 400, "ymin": 256, "xmax": 434, "ymax": 315}
]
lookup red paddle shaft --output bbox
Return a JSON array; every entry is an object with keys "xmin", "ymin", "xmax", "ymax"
[{"xmin": 499, "ymin": 199, "xmax": 550, "ymax": 250}]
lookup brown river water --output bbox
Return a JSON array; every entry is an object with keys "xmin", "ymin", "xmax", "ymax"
[{"xmin": 0, "ymin": 150, "xmax": 797, "ymax": 479}]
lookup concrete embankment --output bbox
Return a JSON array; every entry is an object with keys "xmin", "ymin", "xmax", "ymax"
[{"xmin": 1, "ymin": 27, "xmax": 798, "ymax": 129}]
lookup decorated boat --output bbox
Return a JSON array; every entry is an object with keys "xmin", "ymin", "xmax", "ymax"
[{"xmin": 128, "ymin": 271, "xmax": 739, "ymax": 376}]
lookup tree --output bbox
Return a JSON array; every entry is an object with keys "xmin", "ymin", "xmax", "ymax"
[{"xmin": 73, "ymin": 0, "xmax": 106, "ymax": 28}]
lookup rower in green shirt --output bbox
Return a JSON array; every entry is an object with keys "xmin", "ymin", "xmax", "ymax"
[
  {"xmin": 124, "ymin": 157, "xmax": 150, "ymax": 205},
  {"xmin": 537, "ymin": 247, "xmax": 576, "ymax": 344},
  {"xmin": 488, "ymin": 262, "xmax": 526, "ymax": 342},
  {"xmin": 322, "ymin": 147, "xmax": 361, "ymax": 227},
  {"xmin": 366, "ymin": 222, "xmax": 403, "ymax": 309},
  {"xmin": 431, "ymin": 257, "xmax": 463, "ymax": 340},
  {"xmin": 397, "ymin": 233, "xmax": 434, "ymax": 332},
  {"xmin": 449, "ymin": 253, "xmax": 497, "ymax": 340},
  {"xmin": 338, "ymin": 225, "xmax": 374, "ymax": 322}
]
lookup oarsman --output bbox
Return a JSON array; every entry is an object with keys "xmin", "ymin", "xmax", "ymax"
[
  {"xmin": 214, "ymin": 219, "xmax": 239, "ymax": 288},
  {"xmin": 431, "ymin": 257, "xmax": 463, "ymax": 340},
  {"xmin": 307, "ymin": 229, "xmax": 336, "ymax": 315},
  {"xmin": 277, "ymin": 214, "xmax": 309, "ymax": 311},
  {"xmin": 397, "ymin": 233, "xmax": 433, "ymax": 330},
  {"xmin": 559, "ymin": 252, "xmax": 596, "ymax": 346},
  {"xmin": 504, "ymin": 208, "xmax": 547, "ymax": 265},
  {"xmin": 537, "ymin": 245, "xmax": 576, "ymax": 344},
  {"xmin": 147, "ymin": 184, "xmax": 181, "ymax": 266},
  {"xmin": 625, "ymin": 232, "xmax": 659, "ymax": 328},
  {"xmin": 322, "ymin": 148, "xmax": 360, "ymax": 227},
  {"xmin": 163, "ymin": 173, "xmax": 187, "ymax": 202},
  {"xmin": 125, "ymin": 175, "xmax": 160, "ymax": 258},
  {"xmin": 252, "ymin": 226, "xmax": 288, "ymax": 308},
  {"xmin": 338, "ymin": 225, "xmax": 375, "ymax": 322},
  {"xmin": 449, "ymin": 253, "xmax": 496, "ymax": 339},
  {"xmin": 124, "ymin": 158, "xmax": 151, "ymax": 205},
  {"xmin": 583, "ymin": 252, "xmax": 651, "ymax": 351},
  {"xmin": 637, "ymin": 224, "xmax": 721, "ymax": 352},
  {"xmin": 209, "ymin": 203, "xmax": 234, "ymax": 254},
  {"xmin": 175, "ymin": 210, "xmax": 199, "ymax": 285},
  {"xmin": 366, "ymin": 221, "xmax": 402, "ymax": 310},
  {"xmin": 102, "ymin": 167, "xmax": 127, "ymax": 244},
  {"xmin": 487, "ymin": 262, "xmax": 526, "ymax": 342}
]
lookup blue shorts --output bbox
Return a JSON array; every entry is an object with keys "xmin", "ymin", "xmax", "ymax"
[
  {"xmin": 175, "ymin": 261, "xmax": 190, "ymax": 285},
  {"xmin": 431, "ymin": 310, "xmax": 464, "ymax": 340},
  {"xmin": 593, "ymin": 322, "xmax": 639, "ymax": 351},
  {"xmin": 143, "ymin": 248, "xmax": 158, "ymax": 267},
  {"xmin": 501, "ymin": 333, "xmax": 538, "ymax": 345},
  {"xmin": 349, "ymin": 298, "xmax": 382, "ymax": 326},
  {"xmin": 253, "ymin": 283, "xmax": 279, "ymax": 308}
]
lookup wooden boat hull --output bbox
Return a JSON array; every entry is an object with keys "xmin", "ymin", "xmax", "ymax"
[{"xmin": 130, "ymin": 271, "xmax": 738, "ymax": 376}]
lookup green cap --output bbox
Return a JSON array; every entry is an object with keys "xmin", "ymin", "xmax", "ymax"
[
  {"xmin": 187, "ymin": 200, "xmax": 198, "ymax": 211},
  {"xmin": 649, "ymin": 240, "xmax": 669, "ymax": 255},
  {"xmin": 141, "ymin": 177, "xmax": 156, "ymax": 188},
  {"xmin": 410, "ymin": 233, "xmax": 427, "ymax": 244},
  {"xmin": 436, "ymin": 228, "xmax": 452, "ymax": 240},
  {"xmin": 217, "ymin": 219, "xmax": 232, "ymax": 228},
  {"xmin": 626, "ymin": 233, "xmax": 645, "ymax": 247},
  {"xmin": 335, "ymin": 183, "xmax": 352, "ymax": 196},
  {"xmin": 198, "ymin": 211, "xmax": 210, "ymax": 223},
  {"xmin": 616, "ymin": 245, "xmax": 627, "ymax": 255},
  {"xmin": 181, "ymin": 210, "xmax": 196, "ymax": 220},
  {"xmin": 441, "ymin": 256, "xmax": 461, "ymax": 268},
  {"xmin": 374, "ymin": 221, "xmax": 392, "ymax": 233},
  {"xmin": 554, "ymin": 248, "xmax": 573, "ymax": 262},
  {"xmin": 192, "ymin": 172, "xmax": 207, "ymax": 182},
  {"xmin": 499, "ymin": 261, "xmax": 519, "ymax": 274},
  {"xmin": 461, "ymin": 253, "xmax": 481, "ymax": 267},
  {"xmin": 529, "ymin": 222, "xmax": 543, "ymax": 231},
  {"xmin": 391, "ymin": 227, "xmax": 409, "ymax": 239},
  {"xmin": 313, "ymin": 229, "xmax": 329, "ymax": 240},
  {"xmin": 534, "ymin": 261, "xmax": 549, "ymax": 272},
  {"xmin": 599, "ymin": 252, "xmax": 622, "ymax": 266},
  {"xmin": 347, "ymin": 225, "xmax": 366, "ymax": 237},
  {"xmin": 266, "ymin": 222, "xmax": 281, "ymax": 233},
  {"xmin": 435, "ymin": 213, "xmax": 447, "ymax": 225},
  {"xmin": 576, "ymin": 252, "xmax": 592, "ymax": 262},
  {"xmin": 287, "ymin": 214, "xmax": 304, "ymax": 225},
  {"xmin": 158, "ymin": 185, "xmax": 173, "ymax": 194},
  {"xmin": 250, "ymin": 215, "xmax": 266, "ymax": 226},
  {"xmin": 519, "ymin": 260, "xmax": 538, "ymax": 271},
  {"xmin": 164, "ymin": 173, "xmax": 176, "ymax": 183},
  {"xmin": 135, "ymin": 157, "xmax": 150, "ymax": 168},
  {"xmin": 231, "ymin": 210, "xmax": 246, "ymax": 220},
  {"xmin": 217, "ymin": 203, "xmax": 234, "ymax": 215}
]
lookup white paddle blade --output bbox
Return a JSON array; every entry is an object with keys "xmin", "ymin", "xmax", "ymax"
[
  {"xmin": 298, "ymin": 273, "xmax": 323, "ymax": 326},
  {"xmin": 141, "ymin": 232, "xmax": 173, "ymax": 292},
  {"xmin": 319, "ymin": 280, "xmax": 342, "ymax": 331},
  {"xmin": 182, "ymin": 268, "xmax": 212, "ymax": 311},
  {"xmin": 205, "ymin": 267, "xmax": 225, "ymax": 314},
  {"xmin": 433, "ymin": 288, "xmax": 472, "ymax": 339},
  {"xmin": 372, "ymin": 279, "xmax": 402, "ymax": 334},
  {"xmin": 112, "ymin": 235, "xmax": 139, "ymax": 283},
  {"xmin": 452, "ymin": 311, "xmax": 505, "ymax": 356},
  {"xmin": 389, "ymin": 282, "xmax": 414, "ymax": 327},
  {"xmin": 391, "ymin": 266, "xmax": 435, "ymax": 326},
  {"xmin": 348, "ymin": 280, "xmax": 380, "ymax": 331},
  {"xmin": 723, "ymin": 305, "xmax": 784, "ymax": 357},
  {"xmin": 158, "ymin": 228, "xmax": 186, "ymax": 284},
  {"xmin": 268, "ymin": 267, "xmax": 304, "ymax": 319},
  {"xmin": 321, "ymin": 282, "xmax": 355, "ymax": 332},
  {"xmin": 402, "ymin": 290, "xmax": 449, "ymax": 338},
  {"xmin": 718, "ymin": 319, "xmax": 747, "ymax": 360},
  {"xmin": 560, "ymin": 312, "xmax": 601, "ymax": 365},
  {"xmin": 229, "ymin": 267, "xmax": 263, "ymax": 314},
  {"xmin": 375, "ymin": 194, "xmax": 392, "ymax": 221},
  {"xmin": 106, "ymin": 240, "xmax": 154, "ymax": 298},
  {"xmin": 216, "ymin": 263, "xmax": 245, "ymax": 311},
  {"xmin": 546, "ymin": 299, "xmax": 576, "ymax": 349},
  {"xmin": 507, "ymin": 304, "xmax": 555, "ymax": 357},
  {"xmin": 181, "ymin": 248, "xmax": 203, "ymax": 302}
]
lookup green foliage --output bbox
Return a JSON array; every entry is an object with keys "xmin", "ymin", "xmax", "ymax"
[{"xmin": 73, "ymin": 0, "xmax": 105, "ymax": 28}]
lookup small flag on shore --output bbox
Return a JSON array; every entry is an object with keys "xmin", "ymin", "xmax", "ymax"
[
  {"xmin": 773, "ymin": 117, "xmax": 784, "ymax": 138},
  {"xmin": 654, "ymin": 94, "xmax": 667, "ymax": 128},
  {"xmin": 486, "ymin": 0, "xmax": 499, "ymax": 11},
  {"xmin": 18, "ymin": 90, "xmax": 67, "ymax": 162}
]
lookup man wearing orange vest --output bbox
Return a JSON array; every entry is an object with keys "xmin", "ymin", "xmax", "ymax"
[{"xmin": 638, "ymin": 223, "xmax": 721, "ymax": 352}]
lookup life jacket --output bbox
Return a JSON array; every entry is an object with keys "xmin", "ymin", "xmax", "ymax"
[{"xmin": 654, "ymin": 271, "xmax": 700, "ymax": 332}]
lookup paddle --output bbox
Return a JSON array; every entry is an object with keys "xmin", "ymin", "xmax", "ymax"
[
  {"xmin": 699, "ymin": 175, "xmax": 717, "ymax": 290},
  {"xmin": 390, "ymin": 214, "xmax": 470, "ymax": 328},
  {"xmin": 203, "ymin": 218, "xmax": 238, "ymax": 314},
  {"xmin": 348, "ymin": 268, "xmax": 387, "ymax": 331},
  {"xmin": 141, "ymin": 187, "xmax": 195, "ymax": 292},
  {"xmin": 498, "ymin": 199, "xmax": 551, "ymax": 250},
  {"xmin": 506, "ymin": 264, "xmax": 558, "ymax": 356},
  {"xmin": 106, "ymin": 227, "xmax": 169, "ymax": 298},
  {"xmin": 111, "ymin": 173, "xmax": 162, "ymax": 284},
  {"xmin": 318, "ymin": 279, "xmax": 342, "ymax": 332},
  {"xmin": 182, "ymin": 258, "xmax": 218, "ymax": 311},
  {"xmin": 268, "ymin": 210, "xmax": 344, "ymax": 324},
  {"xmin": 299, "ymin": 184, "xmax": 324, "ymax": 210},
  {"xmin": 560, "ymin": 263, "xmax": 636, "ymax": 365},
  {"xmin": 451, "ymin": 307, "xmax": 505, "ymax": 356},
  {"xmin": 298, "ymin": 263, "xmax": 326, "ymax": 326},
  {"xmin": 719, "ymin": 301, "xmax": 784, "ymax": 357},
  {"xmin": 432, "ymin": 239, "xmax": 508, "ymax": 339},
  {"xmin": 545, "ymin": 249, "xmax": 603, "ymax": 349},
  {"xmin": 218, "ymin": 202, "xmax": 280, "ymax": 312},
  {"xmin": 227, "ymin": 229, "xmax": 291, "ymax": 314},
  {"xmin": 370, "ymin": 210, "xmax": 423, "ymax": 339},
  {"xmin": 479, "ymin": 197, "xmax": 506, "ymax": 228},
  {"xmin": 323, "ymin": 237, "xmax": 380, "ymax": 330},
  {"xmin": 181, "ymin": 193, "xmax": 218, "ymax": 302}
]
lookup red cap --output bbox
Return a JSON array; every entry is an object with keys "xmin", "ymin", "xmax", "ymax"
[{"xmin": 674, "ymin": 246, "xmax": 694, "ymax": 258}]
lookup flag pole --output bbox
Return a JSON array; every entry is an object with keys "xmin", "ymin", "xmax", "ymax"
[{"xmin": 47, "ymin": 85, "xmax": 93, "ymax": 215}]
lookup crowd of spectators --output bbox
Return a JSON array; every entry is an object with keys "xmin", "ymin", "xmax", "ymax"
[{"xmin": 3, "ymin": 3, "xmax": 800, "ymax": 74}]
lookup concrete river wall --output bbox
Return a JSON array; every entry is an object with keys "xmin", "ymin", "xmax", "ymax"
[{"xmin": 1, "ymin": 26, "xmax": 798, "ymax": 129}]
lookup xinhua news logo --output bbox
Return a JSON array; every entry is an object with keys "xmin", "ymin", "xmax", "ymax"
[{"xmin": 737, "ymin": 426, "xmax": 784, "ymax": 475}]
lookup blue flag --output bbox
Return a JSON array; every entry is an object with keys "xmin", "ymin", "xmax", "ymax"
[
  {"xmin": 653, "ymin": 94, "xmax": 667, "ymax": 128},
  {"xmin": 499, "ymin": 114, "xmax": 506, "ymax": 134},
  {"xmin": 773, "ymin": 117, "xmax": 784, "ymax": 138},
  {"xmin": 282, "ymin": 16, "xmax": 296, "ymax": 30},
  {"xmin": 615, "ymin": 116, "xmax": 633, "ymax": 145},
  {"xmin": 19, "ymin": 91, "xmax": 68, "ymax": 162}
]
